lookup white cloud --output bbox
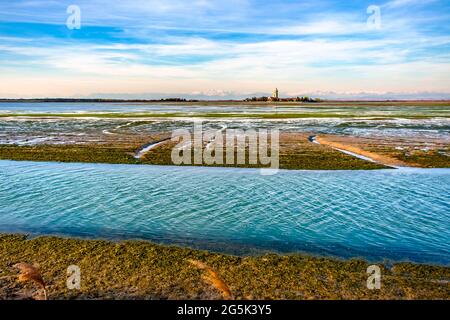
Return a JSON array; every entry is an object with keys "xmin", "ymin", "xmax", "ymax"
[
  {"xmin": 1, "ymin": 0, "xmax": 449, "ymax": 98},
  {"xmin": 383, "ymin": 0, "xmax": 437, "ymax": 9},
  {"xmin": 1, "ymin": 32, "xmax": 450, "ymax": 97}
]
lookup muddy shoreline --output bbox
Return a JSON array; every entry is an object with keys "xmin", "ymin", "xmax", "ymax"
[{"xmin": 1, "ymin": 234, "xmax": 449, "ymax": 300}]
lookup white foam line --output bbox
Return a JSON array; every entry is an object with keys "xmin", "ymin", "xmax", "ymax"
[
  {"xmin": 134, "ymin": 139, "xmax": 169, "ymax": 159},
  {"xmin": 309, "ymin": 135, "xmax": 320, "ymax": 144},
  {"xmin": 333, "ymin": 147, "xmax": 377, "ymax": 163}
]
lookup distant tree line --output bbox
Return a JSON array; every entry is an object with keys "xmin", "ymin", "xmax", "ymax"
[
  {"xmin": 0, "ymin": 98, "xmax": 200, "ymax": 103},
  {"xmin": 244, "ymin": 96, "xmax": 321, "ymax": 102},
  {"xmin": 0, "ymin": 97, "xmax": 322, "ymax": 103}
]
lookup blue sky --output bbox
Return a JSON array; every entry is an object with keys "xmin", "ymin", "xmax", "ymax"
[{"xmin": 0, "ymin": 0, "xmax": 449, "ymax": 99}]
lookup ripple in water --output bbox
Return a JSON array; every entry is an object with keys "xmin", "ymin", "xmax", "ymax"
[{"xmin": 0, "ymin": 160, "xmax": 449, "ymax": 264}]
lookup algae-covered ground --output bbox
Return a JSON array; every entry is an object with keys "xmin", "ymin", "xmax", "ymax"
[
  {"xmin": 0, "ymin": 133, "xmax": 387, "ymax": 170},
  {"xmin": 0, "ymin": 234, "xmax": 448, "ymax": 300},
  {"xmin": 0, "ymin": 144, "xmax": 140, "ymax": 164}
]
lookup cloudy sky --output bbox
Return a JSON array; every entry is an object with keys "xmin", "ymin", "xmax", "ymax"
[{"xmin": 0, "ymin": 0, "xmax": 449, "ymax": 99}]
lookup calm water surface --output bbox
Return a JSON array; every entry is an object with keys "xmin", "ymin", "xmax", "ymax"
[
  {"xmin": 0, "ymin": 160, "xmax": 449, "ymax": 264},
  {"xmin": 1, "ymin": 101, "xmax": 449, "ymax": 117}
]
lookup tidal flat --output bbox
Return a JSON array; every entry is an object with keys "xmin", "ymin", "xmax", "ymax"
[
  {"xmin": 0, "ymin": 234, "xmax": 449, "ymax": 300},
  {"xmin": 0, "ymin": 101, "xmax": 449, "ymax": 169},
  {"xmin": 0, "ymin": 134, "xmax": 388, "ymax": 170}
]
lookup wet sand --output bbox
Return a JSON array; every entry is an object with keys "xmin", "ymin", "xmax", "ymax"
[
  {"xmin": 315, "ymin": 135, "xmax": 450, "ymax": 168},
  {"xmin": 315, "ymin": 136, "xmax": 409, "ymax": 167}
]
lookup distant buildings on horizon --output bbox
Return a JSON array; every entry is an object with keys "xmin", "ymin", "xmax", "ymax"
[
  {"xmin": 244, "ymin": 88, "xmax": 318, "ymax": 102},
  {"xmin": 0, "ymin": 89, "xmax": 320, "ymax": 102}
]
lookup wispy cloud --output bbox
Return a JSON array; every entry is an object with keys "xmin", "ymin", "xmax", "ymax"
[
  {"xmin": 383, "ymin": 0, "xmax": 437, "ymax": 9},
  {"xmin": 0, "ymin": 0, "xmax": 449, "ymax": 98}
]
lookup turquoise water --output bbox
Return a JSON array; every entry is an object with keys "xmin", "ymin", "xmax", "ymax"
[{"xmin": 0, "ymin": 160, "xmax": 449, "ymax": 264}]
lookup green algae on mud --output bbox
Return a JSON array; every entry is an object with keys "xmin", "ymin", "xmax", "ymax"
[
  {"xmin": 139, "ymin": 135, "xmax": 388, "ymax": 170},
  {"xmin": 0, "ymin": 144, "xmax": 140, "ymax": 165},
  {"xmin": 395, "ymin": 149, "xmax": 450, "ymax": 168},
  {"xmin": 0, "ymin": 234, "xmax": 448, "ymax": 300},
  {"xmin": 0, "ymin": 139, "xmax": 388, "ymax": 170}
]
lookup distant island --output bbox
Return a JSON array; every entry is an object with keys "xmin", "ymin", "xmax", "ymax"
[
  {"xmin": 1, "ymin": 97, "xmax": 449, "ymax": 104},
  {"xmin": 0, "ymin": 98, "xmax": 200, "ymax": 103},
  {"xmin": 3, "ymin": 88, "xmax": 450, "ymax": 104},
  {"xmin": 0, "ymin": 97, "xmax": 321, "ymax": 103},
  {"xmin": 0, "ymin": 88, "xmax": 316, "ymax": 103}
]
